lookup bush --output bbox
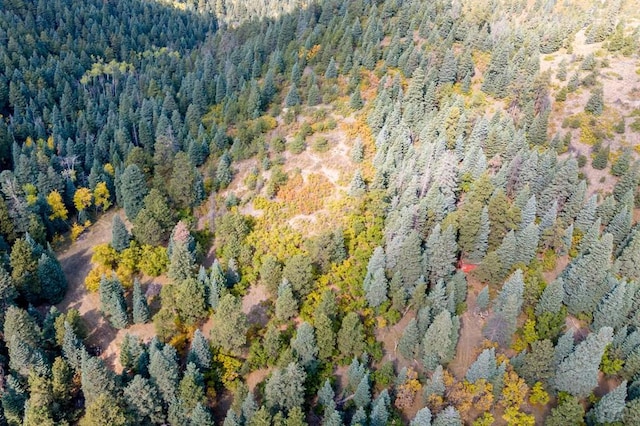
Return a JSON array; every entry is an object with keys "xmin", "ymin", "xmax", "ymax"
[
  {"xmin": 289, "ymin": 135, "xmax": 306, "ymax": 154},
  {"xmin": 312, "ymin": 137, "xmax": 330, "ymax": 153},
  {"xmin": 577, "ymin": 154, "xmax": 587, "ymax": 168},
  {"xmin": 271, "ymin": 136, "xmax": 286, "ymax": 153}
]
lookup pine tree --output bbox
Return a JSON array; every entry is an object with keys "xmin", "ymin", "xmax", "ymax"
[
  {"xmin": 176, "ymin": 277, "xmax": 208, "ymax": 326},
  {"xmin": 465, "ymin": 348, "xmax": 497, "ymax": 383},
  {"xmin": 353, "ymin": 373, "xmax": 371, "ymax": 408},
  {"xmin": 129, "ymin": 280, "xmax": 148, "ymax": 324},
  {"xmin": 365, "ymin": 267, "xmax": 388, "ymax": 308},
  {"xmin": 98, "ymin": 274, "xmax": 129, "ymax": 329},
  {"xmin": 276, "ymin": 280, "xmax": 298, "ymax": 322},
  {"xmin": 317, "ymin": 380, "xmax": 335, "ymax": 410},
  {"xmin": 111, "ymin": 215, "xmax": 130, "ymax": 252},
  {"xmin": 427, "ymin": 225, "xmax": 458, "ymax": 283},
  {"xmin": 585, "ymin": 88, "xmax": 604, "ymax": 115},
  {"xmin": 349, "ymin": 169, "xmax": 366, "ymax": 196},
  {"xmin": 314, "ymin": 312, "xmax": 336, "ymax": 361},
  {"xmin": 79, "ymin": 393, "xmax": 128, "ymax": 426},
  {"xmin": 210, "ymin": 294, "xmax": 247, "ymax": 354},
  {"xmin": 476, "ymin": 286, "xmax": 489, "ymax": 311},
  {"xmin": 555, "ymin": 326, "xmax": 613, "ymax": 397},
  {"xmin": 411, "ymin": 407, "xmax": 432, "ymax": 426},
  {"xmin": 592, "ymin": 282, "xmax": 627, "ymax": 331},
  {"xmin": 545, "ymin": 394, "xmax": 584, "ymax": 425},
  {"xmin": 484, "ymin": 270, "xmax": 524, "ymax": 346},
  {"xmin": 438, "ymin": 49, "xmax": 457, "ymax": 84},
  {"xmin": 432, "ymin": 406, "xmax": 462, "ymax": 426},
  {"xmin": 422, "ymin": 310, "xmax": 458, "ymax": 370},
  {"xmin": 337, "ymin": 312, "xmax": 365, "ymax": 360},
  {"xmin": 591, "ymin": 380, "xmax": 626, "ymax": 424},
  {"xmin": 37, "ymin": 253, "xmax": 67, "ymax": 304},
  {"xmin": 519, "ymin": 339, "xmax": 555, "ymax": 386},
  {"xmin": 178, "ymin": 362, "xmax": 206, "ymax": 412},
  {"xmin": 536, "ymin": 278, "xmax": 564, "ymax": 316},
  {"xmin": 187, "ymin": 329, "xmax": 212, "ymax": 371},
  {"xmin": 292, "ymin": 322, "xmax": 318, "ymax": 367},
  {"xmin": 370, "ymin": 391, "xmax": 389, "ymax": 426},
  {"xmin": 515, "ymin": 223, "xmax": 539, "ymax": 266},
  {"xmin": 80, "ymin": 352, "xmax": 117, "ymax": 405},
  {"xmin": 265, "ymin": 362, "xmax": 306, "ymax": 412},
  {"xmin": 285, "ymin": 84, "xmax": 301, "ymax": 107},
  {"xmin": 209, "ymin": 259, "xmax": 226, "ymax": 308},
  {"xmin": 124, "ymin": 374, "xmax": 166, "ymax": 424},
  {"xmin": 191, "ymin": 403, "xmax": 215, "ymax": 426},
  {"xmin": 120, "ymin": 164, "xmax": 148, "ymax": 220},
  {"xmin": 398, "ymin": 318, "xmax": 420, "ymax": 361},
  {"xmin": 149, "ymin": 343, "xmax": 180, "ymax": 404},
  {"xmin": 615, "ymin": 229, "xmax": 640, "ymax": 280},
  {"xmin": 470, "ymin": 206, "xmax": 490, "ymax": 262},
  {"xmin": 168, "ymin": 241, "xmax": 196, "ymax": 282}
]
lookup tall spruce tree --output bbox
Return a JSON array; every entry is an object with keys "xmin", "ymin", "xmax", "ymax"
[{"xmin": 111, "ymin": 215, "xmax": 130, "ymax": 252}]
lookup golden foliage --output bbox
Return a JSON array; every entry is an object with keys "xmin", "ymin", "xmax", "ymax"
[
  {"xmin": 93, "ymin": 182, "xmax": 111, "ymax": 211},
  {"xmin": 215, "ymin": 353, "xmax": 242, "ymax": 390},
  {"xmin": 395, "ymin": 368, "xmax": 422, "ymax": 410},
  {"xmin": 85, "ymin": 265, "xmax": 112, "ymax": 292},
  {"xmin": 47, "ymin": 190, "xmax": 68, "ymax": 221},
  {"xmin": 73, "ymin": 187, "xmax": 93, "ymax": 211}
]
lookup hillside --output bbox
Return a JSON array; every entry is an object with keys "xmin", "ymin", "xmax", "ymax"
[{"xmin": 1, "ymin": 0, "xmax": 640, "ymax": 425}]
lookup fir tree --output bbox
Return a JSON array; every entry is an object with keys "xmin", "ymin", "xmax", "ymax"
[
  {"xmin": 349, "ymin": 169, "xmax": 366, "ymax": 196},
  {"xmin": 124, "ymin": 374, "xmax": 166, "ymax": 424},
  {"xmin": 98, "ymin": 274, "xmax": 129, "ymax": 329},
  {"xmin": 111, "ymin": 214, "xmax": 130, "ymax": 252},
  {"xmin": 476, "ymin": 286, "xmax": 489, "ymax": 311},
  {"xmin": 555, "ymin": 326, "xmax": 613, "ymax": 397},
  {"xmin": 80, "ymin": 352, "xmax": 117, "ymax": 405},
  {"xmin": 149, "ymin": 343, "xmax": 181, "ymax": 403},
  {"xmin": 187, "ymin": 329, "xmax": 212, "ymax": 371},
  {"xmin": 210, "ymin": 294, "xmax": 247, "ymax": 354},
  {"xmin": 276, "ymin": 280, "xmax": 298, "ymax": 322},
  {"xmin": 120, "ymin": 164, "xmax": 148, "ymax": 220},
  {"xmin": 337, "ymin": 312, "xmax": 365, "ymax": 360},
  {"xmin": 353, "ymin": 373, "xmax": 371, "ymax": 408},
  {"xmin": 422, "ymin": 310, "xmax": 458, "ymax": 370},
  {"xmin": 264, "ymin": 362, "xmax": 306, "ymax": 412},
  {"xmin": 191, "ymin": 403, "xmax": 215, "ymax": 426},
  {"xmin": 536, "ymin": 278, "xmax": 565, "ymax": 316},
  {"xmin": 315, "ymin": 312, "xmax": 336, "ymax": 361},
  {"xmin": 591, "ymin": 380, "xmax": 626, "ymax": 424},
  {"xmin": 292, "ymin": 322, "xmax": 318, "ymax": 367},
  {"xmin": 37, "ymin": 253, "xmax": 67, "ymax": 304},
  {"xmin": 465, "ymin": 348, "xmax": 497, "ymax": 383},
  {"xmin": 132, "ymin": 278, "xmax": 149, "ymax": 324},
  {"xmin": 398, "ymin": 318, "xmax": 420, "ymax": 361},
  {"xmin": 285, "ymin": 84, "xmax": 301, "ymax": 107},
  {"xmin": 411, "ymin": 408, "xmax": 432, "ymax": 426},
  {"xmin": 432, "ymin": 406, "xmax": 462, "ymax": 426}
]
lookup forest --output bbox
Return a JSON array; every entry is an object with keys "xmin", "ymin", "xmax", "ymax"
[{"xmin": 1, "ymin": 0, "xmax": 640, "ymax": 424}]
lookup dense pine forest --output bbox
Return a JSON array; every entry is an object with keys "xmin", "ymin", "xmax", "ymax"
[{"xmin": 1, "ymin": 0, "xmax": 640, "ymax": 424}]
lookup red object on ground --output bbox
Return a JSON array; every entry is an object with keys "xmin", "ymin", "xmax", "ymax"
[{"xmin": 459, "ymin": 262, "xmax": 478, "ymax": 273}]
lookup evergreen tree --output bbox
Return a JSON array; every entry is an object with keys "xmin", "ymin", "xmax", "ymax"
[
  {"xmin": 187, "ymin": 329, "xmax": 212, "ymax": 371},
  {"xmin": 365, "ymin": 267, "xmax": 388, "ymax": 308},
  {"xmin": 422, "ymin": 310, "xmax": 458, "ymax": 370},
  {"xmin": 191, "ymin": 403, "xmax": 215, "ymax": 426},
  {"xmin": 37, "ymin": 253, "xmax": 67, "ymax": 304},
  {"xmin": 168, "ymin": 241, "xmax": 196, "ymax": 282},
  {"xmin": 432, "ymin": 406, "xmax": 462, "ymax": 426},
  {"xmin": 98, "ymin": 275, "xmax": 129, "ymax": 329},
  {"xmin": 79, "ymin": 393, "xmax": 128, "ymax": 426},
  {"xmin": 564, "ymin": 233, "xmax": 613, "ymax": 315},
  {"xmin": 132, "ymin": 279, "xmax": 149, "ymax": 324},
  {"xmin": 80, "ymin": 353, "xmax": 117, "ymax": 405},
  {"xmin": 292, "ymin": 322, "xmax": 318, "ymax": 367},
  {"xmin": 591, "ymin": 380, "xmax": 627, "ymax": 424},
  {"xmin": 476, "ymin": 286, "xmax": 489, "ymax": 311},
  {"xmin": 585, "ymin": 88, "xmax": 604, "ymax": 115},
  {"xmin": 555, "ymin": 326, "xmax": 613, "ymax": 397},
  {"xmin": 519, "ymin": 339, "xmax": 555, "ymax": 386},
  {"xmin": 315, "ymin": 311, "xmax": 336, "ymax": 361},
  {"xmin": 349, "ymin": 169, "xmax": 366, "ymax": 196},
  {"xmin": 285, "ymin": 84, "xmax": 301, "ymax": 107},
  {"xmin": 149, "ymin": 343, "xmax": 180, "ymax": 404},
  {"xmin": 317, "ymin": 380, "xmax": 335, "ymax": 410},
  {"xmin": 370, "ymin": 391, "xmax": 389, "ymax": 426},
  {"xmin": 120, "ymin": 164, "xmax": 148, "ymax": 220},
  {"xmin": 276, "ymin": 280, "xmax": 298, "ymax": 322},
  {"xmin": 592, "ymin": 282, "xmax": 627, "ymax": 331},
  {"xmin": 411, "ymin": 408, "xmax": 432, "ymax": 426},
  {"xmin": 176, "ymin": 277, "xmax": 208, "ymax": 326},
  {"xmin": 210, "ymin": 294, "xmax": 247, "ymax": 354},
  {"xmin": 350, "ymin": 89, "xmax": 363, "ymax": 110},
  {"xmin": 124, "ymin": 374, "xmax": 166, "ymax": 424},
  {"xmin": 545, "ymin": 395, "xmax": 584, "ymax": 425},
  {"xmin": 536, "ymin": 278, "xmax": 565, "ymax": 316},
  {"xmin": 438, "ymin": 49, "xmax": 457, "ymax": 84},
  {"xmin": 178, "ymin": 362, "xmax": 206, "ymax": 413},
  {"xmin": 484, "ymin": 270, "xmax": 524, "ymax": 346},
  {"xmin": 111, "ymin": 215, "xmax": 130, "ymax": 252},
  {"xmin": 427, "ymin": 225, "xmax": 458, "ymax": 283},
  {"xmin": 337, "ymin": 312, "xmax": 365, "ymax": 360},
  {"xmin": 353, "ymin": 373, "xmax": 371, "ymax": 408},
  {"xmin": 465, "ymin": 348, "xmax": 497, "ymax": 383},
  {"xmin": 265, "ymin": 362, "xmax": 306, "ymax": 412},
  {"xmin": 398, "ymin": 318, "xmax": 420, "ymax": 361}
]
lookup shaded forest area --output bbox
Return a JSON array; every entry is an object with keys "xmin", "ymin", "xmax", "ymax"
[{"xmin": 1, "ymin": 0, "xmax": 640, "ymax": 425}]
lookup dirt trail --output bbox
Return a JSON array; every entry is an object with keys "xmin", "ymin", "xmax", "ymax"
[
  {"xmin": 55, "ymin": 209, "xmax": 157, "ymax": 371},
  {"xmin": 56, "ymin": 209, "xmax": 119, "ymax": 349}
]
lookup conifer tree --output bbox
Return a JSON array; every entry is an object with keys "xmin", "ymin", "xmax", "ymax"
[
  {"xmin": 536, "ymin": 278, "xmax": 565, "ymax": 316},
  {"xmin": 564, "ymin": 233, "xmax": 613, "ymax": 315},
  {"xmin": 592, "ymin": 282, "xmax": 627, "ymax": 331},
  {"xmin": 370, "ymin": 391, "xmax": 389, "ymax": 426},
  {"xmin": 187, "ymin": 329, "xmax": 212, "ymax": 371},
  {"xmin": 353, "ymin": 373, "xmax": 371, "ymax": 408},
  {"xmin": 210, "ymin": 294, "xmax": 247, "ymax": 354},
  {"xmin": 276, "ymin": 280, "xmax": 298, "ymax": 322},
  {"xmin": 591, "ymin": 380, "xmax": 626, "ymax": 424},
  {"xmin": 191, "ymin": 403, "xmax": 215, "ymax": 426},
  {"xmin": 79, "ymin": 393, "xmax": 128, "ymax": 426},
  {"xmin": 317, "ymin": 380, "xmax": 335, "ymax": 410},
  {"xmin": 349, "ymin": 169, "xmax": 366, "ymax": 196},
  {"xmin": 465, "ymin": 348, "xmax": 497, "ymax": 383},
  {"xmin": 314, "ymin": 311, "xmax": 336, "ymax": 361},
  {"xmin": 515, "ymin": 223, "xmax": 539, "ymax": 265},
  {"xmin": 292, "ymin": 322, "xmax": 318, "ymax": 367},
  {"xmin": 337, "ymin": 312, "xmax": 365, "ymax": 360},
  {"xmin": 422, "ymin": 310, "xmax": 458, "ymax": 370},
  {"xmin": 285, "ymin": 84, "xmax": 301, "ymax": 107},
  {"xmin": 37, "ymin": 253, "xmax": 67, "ymax": 304},
  {"xmin": 555, "ymin": 326, "xmax": 613, "ymax": 397},
  {"xmin": 432, "ymin": 406, "xmax": 462, "ymax": 426},
  {"xmin": 265, "ymin": 362, "xmax": 306, "ymax": 412},
  {"xmin": 120, "ymin": 164, "xmax": 148, "ymax": 220},
  {"xmin": 178, "ymin": 362, "xmax": 206, "ymax": 413},
  {"xmin": 398, "ymin": 318, "xmax": 420, "ymax": 361},
  {"xmin": 111, "ymin": 215, "xmax": 130, "ymax": 252},
  {"xmin": 470, "ymin": 206, "xmax": 490, "ymax": 262},
  {"xmin": 365, "ymin": 267, "xmax": 388, "ymax": 308},
  {"xmin": 411, "ymin": 407, "xmax": 432, "ymax": 426},
  {"xmin": 176, "ymin": 277, "xmax": 208, "ymax": 326},
  {"xmin": 149, "ymin": 343, "xmax": 181, "ymax": 403},
  {"xmin": 427, "ymin": 225, "xmax": 458, "ymax": 283},
  {"xmin": 132, "ymin": 278, "xmax": 149, "ymax": 324},
  {"xmin": 98, "ymin": 275, "xmax": 129, "ymax": 329},
  {"xmin": 124, "ymin": 374, "xmax": 166, "ymax": 424},
  {"xmin": 80, "ymin": 352, "xmax": 117, "ymax": 405},
  {"xmin": 209, "ymin": 259, "xmax": 226, "ymax": 308}
]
